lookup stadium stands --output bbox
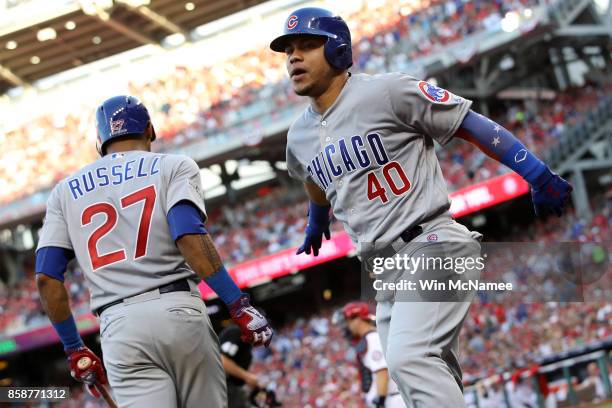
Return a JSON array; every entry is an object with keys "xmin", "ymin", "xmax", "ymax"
[
  {"xmin": 0, "ymin": 0, "xmax": 552, "ymax": 204},
  {"xmin": 1, "ymin": 171, "xmax": 609, "ymax": 338}
]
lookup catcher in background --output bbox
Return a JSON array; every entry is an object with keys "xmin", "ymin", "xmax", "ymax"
[
  {"xmin": 333, "ymin": 302, "xmax": 407, "ymax": 408},
  {"xmin": 219, "ymin": 323, "xmax": 281, "ymax": 408}
]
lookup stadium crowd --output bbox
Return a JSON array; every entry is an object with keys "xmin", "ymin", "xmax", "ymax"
[
  {"xmin": 1, "ymin": 184, "xmax": 610, "ymax": 338},
  {"xmin": 0, "ymin": 260, "xmax": 90, "ymax": 337},
  {"xmin": 0, "ymin": 0, "xmax": 554, "ymax": 204}
]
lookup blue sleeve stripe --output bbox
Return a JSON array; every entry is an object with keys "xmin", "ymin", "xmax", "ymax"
[
  {"xmin": 167, "ymin": 201, "xmax": 207, "ymax": 241},
  {"xmin": 35, "ymin": 247, "xmax": 74, "ymax": 282},
  {"xmin": 459, "ymin": 110, "xmax": 546, "ymax": 186},
  {"xmin": 52, "ymin": 316, "xmax": 84, "ymax": 351},
  {"xmin": 204, "ymin": 265, "xmax": 242, "ymax": 305}
]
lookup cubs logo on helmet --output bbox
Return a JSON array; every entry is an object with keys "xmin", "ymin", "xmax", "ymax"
[
  {"xmin": 418, "ymin": 81, "xmax": 451, "ymax": 103},
  {"xmin": 287, "ymin": 15, "xmax": 298, "ymax": 30}
]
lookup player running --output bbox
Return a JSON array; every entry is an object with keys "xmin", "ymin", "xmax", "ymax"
[
  {"xmin": 270, "ymin": 7, "xmax": 572, "ymax": 407},
  {"xmin": 35, "ymin": 96, "xmax": 273, "ymax": 408},
  {"xmin": 333, "ymin": 302, "xmax": 406, "ymax": 408}
]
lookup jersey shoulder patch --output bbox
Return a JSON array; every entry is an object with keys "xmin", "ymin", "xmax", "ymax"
[{"xmin": 417, "ymin": 80, "xmax": 452, "ymax": 104}]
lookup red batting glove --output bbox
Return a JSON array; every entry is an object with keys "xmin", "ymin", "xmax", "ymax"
[
  {"xmin": 229, "ymin": 294, "xmax": 274, "ymax": 347},
  {"xmin": 66, "ymin": 346, "xmax": 108, "ymax": 398}
]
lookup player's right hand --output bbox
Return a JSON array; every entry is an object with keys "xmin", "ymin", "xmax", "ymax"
[
  {"xmin": 66, "ymin": 346, "xmax": 108, "ymax": 398},
  {"xmin": 297, "ymin": 203, "xmax": 331, "ymax": 256},
  {"xmin": 229, "ymin": 294, "xmax": 274, "ymax": 347}
]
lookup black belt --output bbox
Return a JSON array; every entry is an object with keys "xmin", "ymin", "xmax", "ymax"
[
  {"xmin": 399, "ymin": 224, "xmax": 423, "ymax": 243},
  {"xmin": 96, "ymin": 278, "xmax": 191, "ymax": 316}
]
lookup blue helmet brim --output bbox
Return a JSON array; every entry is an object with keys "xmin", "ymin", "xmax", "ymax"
[{"xmin": 270, "ymin": 30, "xmax": 334, "ymax": 52}]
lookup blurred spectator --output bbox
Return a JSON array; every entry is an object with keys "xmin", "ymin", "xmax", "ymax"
[
  {"xmin": 2, "ymin": 0, "xmax": 591, "ymax": 204},
  {"xmin": 576, "ymin": 362, "xmax": 607, "ymax": 402}
]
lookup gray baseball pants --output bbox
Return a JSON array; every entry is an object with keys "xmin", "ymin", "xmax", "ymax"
[
  {"xmin": 99, "ymin": 283, "xmax": 227, "ymax": 408},
  {"xmin": 374, "ymin": 216, "xmax": 482, "ymax": 408}
]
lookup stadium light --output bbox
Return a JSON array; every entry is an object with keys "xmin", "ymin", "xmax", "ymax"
[
  {"xmin": 79, "ymin": 0, "xmax": 113, "ymax": 16},
  {"xmin": 5, "ymin": 41, "xmax": 17, "ymax": 50},
  {"xmin": 594, "ymin": 0, "xmax": 610, "ymax": 14},
  {"xmin": 30, "ymin": 56, "xmax": 41, "ymax": 64},
  {"xmin": 163, "ymin": 33, "xmax": 186, "ymax": 47},
  {"xmin": 116, "ymin": 0, "xmax": 151, "ymax": 6},
  {"xmin": 65, "ymin": 21, "xmax": 77, "ymax": 30},
  {"xmin": 501, "ymin": 11, "xmax": 520, "ymax": 32},
  {"xmin": 499, "ymin": 55, "xmax": 515, "ymax": 70},
  {"xmin": 37, "ymin": 27, "xmax": 57, "ymax": 42},
  {"xmin": 185, "ymin": 2, "xmax": 195, "ymax": 11}
]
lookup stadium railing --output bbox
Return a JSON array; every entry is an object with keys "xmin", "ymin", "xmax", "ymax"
[
  {"xmin": 544, "ymin": 94, "xmax": 612, "ymax": 169},
  {"xmin": 465, "ymin": 340, "xmax": 612, "ymax": 408}
]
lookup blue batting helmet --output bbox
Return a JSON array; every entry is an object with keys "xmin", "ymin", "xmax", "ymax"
[
  {"xmin": 95, "ymin": 95, "xmax": 155, "ymax": 156},
  {"xmin": 270, "ymin": 7, "xmax": 352, "ymax": 70}
]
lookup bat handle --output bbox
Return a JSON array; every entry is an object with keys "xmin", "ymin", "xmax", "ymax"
[
  {"xmin": 76, "ymin": 357, "xmax": 118, "ymax": 408},
  {"xmin": 95, "ymin": 383, "xmax": 118, "ymax": 408}
]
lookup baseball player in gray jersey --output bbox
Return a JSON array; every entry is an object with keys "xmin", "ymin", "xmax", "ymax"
[
  {"xmin": 35, "ymin": 96, "xmax": 273, "ymax": 408},
  {"xmin": 270, "ymin": 7, "xmax": 572, "ymax": 408}
]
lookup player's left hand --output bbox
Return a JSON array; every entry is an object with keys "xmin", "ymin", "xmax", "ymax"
[
  {"xmin": 372, "ymin": 395, "xmax": 386, "ymax": 407},
  {"xmin": 530, "ymin": 170, "xmax": 572, "ymax": 217},
  {"xmin": 66, "ymin": 346, "xmax": 108, "ymax": 398},
  {"xmin": 229, "ymin": 294, "xmax": 274, "ymax": 347}
]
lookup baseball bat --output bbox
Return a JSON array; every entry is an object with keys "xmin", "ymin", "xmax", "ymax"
[
  {"xmin": 95, "ymin": 382, "xmax": 118, "ymax": 408},
  {"xmin": 77, "ymin": 356, "xmax": 118, "ymax": 408}
]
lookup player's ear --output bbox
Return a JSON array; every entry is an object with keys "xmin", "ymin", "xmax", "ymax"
[{"xmin": 144, "ymin": 122, "xmax": 156, "ymax": 143}]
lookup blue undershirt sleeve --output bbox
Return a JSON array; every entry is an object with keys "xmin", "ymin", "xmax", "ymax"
[
  {"xmin": 35, "ymin": 247, "xmax": 74, "ymax": 282},
  {"xmin": 167, "ymin": 200, "xmax": 208, "ymax": 241},
  {"xmin": 459, "ymin": 110, "xmax": 550, "ymax": 187}
]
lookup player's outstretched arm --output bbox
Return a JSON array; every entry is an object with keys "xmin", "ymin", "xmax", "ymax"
[
  {"xmin": 171, "ymin": 201, "xmax": 273, "ymax": 347},
  {"xmin": 455, "ymin": 110, "xmax": 572, "ymax": 217},
  {"xmin": 297, "ymin": 181, "xmax": 332, "ymax": 256},
  {"xmin": 176, "ymin": 233, "xmax": 273, "ymax": 347},
  {"xmin": 35, "ymin": 250, "xmax": 108, "ymax": 398}
]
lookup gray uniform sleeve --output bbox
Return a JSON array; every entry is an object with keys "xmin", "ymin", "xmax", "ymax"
[
  {"xmin": 286, "ymin": 143, "xmax": 311, "ymax": 183},
  {"xmin": 37, "ymin": 185, "xmax": 73, "ymax": 251},
  {"xmin": 165, "ymin": 155, "xmax": 207, "ymax": 220},
  {"xmin": 386, "ymin": 73, "xmax": 472, "ymax": 146}
]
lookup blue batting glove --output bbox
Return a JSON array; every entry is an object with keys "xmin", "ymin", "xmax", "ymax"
[
  {"xmin": 530, "ymin": 168, "xmax": 573, "ymax": 217},
  {"xmin": 297, "ymin": 202, "xmax": 331, "ymax": 256}
]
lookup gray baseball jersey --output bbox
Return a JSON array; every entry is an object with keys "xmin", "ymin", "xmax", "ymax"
[
  {"xmin": 37, "ymin": 151, "xmax": 206, "ymax": 311},
  {"xmin": 286, "ymin": 73, "xmax": 472, "ymax": 248}
]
